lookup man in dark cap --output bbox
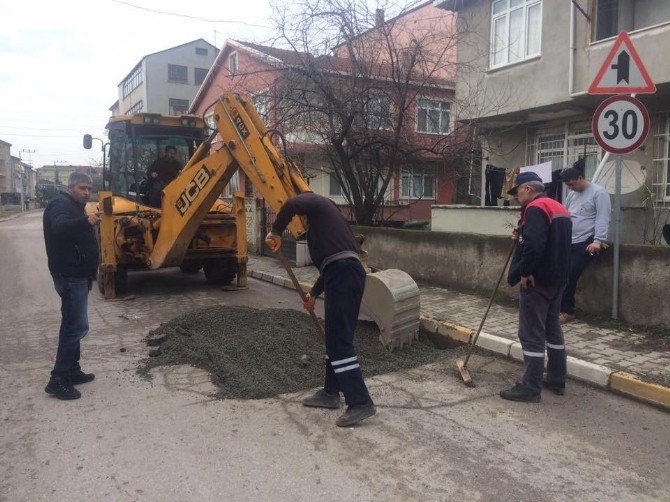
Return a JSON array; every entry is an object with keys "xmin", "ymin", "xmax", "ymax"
[{"xmin": 503, "ymin": 172, "xmax": 572, "ymax": 402}]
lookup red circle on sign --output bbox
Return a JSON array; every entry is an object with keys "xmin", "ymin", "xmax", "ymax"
[{"xmin": 592, "ymin": 95, "xmax": 650, "ymax": 154}]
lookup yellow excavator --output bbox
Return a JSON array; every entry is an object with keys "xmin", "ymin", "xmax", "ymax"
[{"xmin": 84, "ymin": 92, "xmax": 419, "ymax": 348}]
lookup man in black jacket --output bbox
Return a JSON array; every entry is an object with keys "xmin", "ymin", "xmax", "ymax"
[
  {"xmin": 43, "ymin": 172, "xmax": 100, "ymax": 400},
  {"xmin": 265, "ymin": 192, "xmax": 375, "ymax": 427},
  {"xmin": 504, "ymin": 172, "xmax": 572, "ymax": 402}
]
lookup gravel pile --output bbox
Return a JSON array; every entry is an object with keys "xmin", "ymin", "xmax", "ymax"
[{"xmin": 139, "ymin": 306, "xmax": 451, "ymax": 399}]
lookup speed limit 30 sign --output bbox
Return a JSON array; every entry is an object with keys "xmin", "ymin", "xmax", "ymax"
[{"xmin": 592, "ymin": 95, "xmax": 650, "ymax": 154}]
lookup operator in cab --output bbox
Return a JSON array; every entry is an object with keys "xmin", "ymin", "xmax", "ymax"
[
  {"xmin": 265, "ymin": 192, "xmax": 376, "ymax": 428},
  {"xmin": 146, "ymin": 145, "xmax": 182, "ymax": 207}
]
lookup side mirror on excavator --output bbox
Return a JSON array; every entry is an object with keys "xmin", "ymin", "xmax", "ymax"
[{"xmin": 83, "ymin": 134, "xmax": 93, "ymax": 149}]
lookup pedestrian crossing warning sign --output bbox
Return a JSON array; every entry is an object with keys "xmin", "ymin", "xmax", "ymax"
[{"xmin": 588, "ymin": 31, "xmax": 656, "ymax": 95}]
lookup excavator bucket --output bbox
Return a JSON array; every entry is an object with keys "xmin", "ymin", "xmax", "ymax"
[{"xmin": 362, "ymin": 269, "xmax": 421, "ymax": 350}]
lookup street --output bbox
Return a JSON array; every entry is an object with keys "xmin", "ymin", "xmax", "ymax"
[{"xmin": 1, "ymin": 210, "xmax": 669, "ymax": 502}]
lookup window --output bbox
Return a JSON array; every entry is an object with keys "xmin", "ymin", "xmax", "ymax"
[
  {"xmin": 205, "ymin": 113, "xmax": 216, "ymax": 131},
  {"xmin": 364, "ymin": 93, "xmax": 393, "ymax": 130},
  {"xmin": 125, "ymin": 100, "xmax": 144, "ymax": 115},
  {"xmin": 663, "ymin": 122, "xmax": 670, "ymax": 200},
  {"xmin": 490, "ymin": 0, "xmax": 542, "ymax": 68},
  {"xmin": 169, "ymin": 98, "xmax": 189, "ymax": 115},
  {"xmin": 194, "ymin": 68, "xmax": 209, "ymax": 86},
  {"xmin": 401, "ymin": 168, "xmax": 435, "ymax": 199},
  {"xmin": 652, "ymin": 115, "xmax": 670, "ymax": 201},
  {"xmin": 228, "ymin": 52, "xmax": 238, "ymax": 76},
  {"xmin": 594, "ymin": 0, "xmax": 619, "ymax": 41},
  {"xmin": 536, "ymin": 133, "xmax": 565, "ymax": 169},
  {"xmin": 592, "ymin": 1, "xmax": 670, "ymax": 42},
  {"xmin": 417, "ymin": 99, "xmax": 451, "ymax": 134},
  {"xmin": 168, "ymin": 64, "xmax": 188, "ymax": 83},
  {"xmin": 122, "ymin": 66, "xmax": 143, "ymax": 98},
  {"xmin": 329, "ymin": 172, "xmax": 344, "ymax": 196},
  {"xmin": 566, "ymin": 122, "xmax": 600, "ymax": 180},
  {"xmin": 195, "ymin": 47, "xmax": 208, "ymax": 56},
  {"xmin": 252, "ymin": 92, "xmax": 270, "ymax": 123},
  {"xmin": 223, "ymin": 171, "xmax": 240, "ymax": 197}
]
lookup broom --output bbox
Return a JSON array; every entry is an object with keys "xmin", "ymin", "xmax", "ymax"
[{"xmin": 457, "ymin": 240, "xmax": 516, "ymax": 386}]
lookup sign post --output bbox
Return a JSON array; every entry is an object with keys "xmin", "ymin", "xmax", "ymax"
[
  {"xmin": 589, "ymin": 32, "xmax": 655, "ymax": 320},
  {"xmin": 591, "ymin": 95, "xmax": 650, "ymax": 319}
]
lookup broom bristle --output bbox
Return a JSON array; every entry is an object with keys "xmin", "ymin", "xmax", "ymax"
[{"xmin": 456, "ymin": 359, "xmax": 474, "ymax": 387}]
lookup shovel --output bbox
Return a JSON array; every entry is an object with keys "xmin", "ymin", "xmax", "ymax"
[
  {"xmin": 274, "ymin": 249, "xmax": 325, "ymax": 342},
  {"xmin": 456, "ymin": 240, "xmax": 516, "ymax": 386}
]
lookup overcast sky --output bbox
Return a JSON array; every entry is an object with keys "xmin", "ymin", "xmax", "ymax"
[{"xmin": 0, "ymin": 0, "xmax": 275, "ymax": 169}]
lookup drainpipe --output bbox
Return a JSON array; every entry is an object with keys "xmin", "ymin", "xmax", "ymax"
[
  {"xmin": 479, "ymin": 137, "xmax": 489, "ymax": 207},
  {"xmin": 569, "ymin": 0, "xmax": 575, "ymax": 95}
]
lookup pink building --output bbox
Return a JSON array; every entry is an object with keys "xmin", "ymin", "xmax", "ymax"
[{"xmin": 190, "ymin": 2, "xmax": 462, "ymax": 225}]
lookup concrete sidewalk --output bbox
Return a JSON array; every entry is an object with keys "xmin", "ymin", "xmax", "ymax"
[
  {"xmin": 248, "ymin": 255, "xmax": 670, "ymax": 410},
  {"xmin": 0, "ymin": 208, "xmax": 41, "ymax": 222}
]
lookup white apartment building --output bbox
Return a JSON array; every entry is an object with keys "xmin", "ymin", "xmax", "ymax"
[{"xmin": 111, "ymin": 39, "xmax": 218, "ymax": 116}]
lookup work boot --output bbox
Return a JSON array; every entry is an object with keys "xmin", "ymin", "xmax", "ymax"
[
  {"xmin": 45, "ymin": 376, "xmax": 81, "ymax": 400},
  {"xmin": 302, "ymin": 389, "xmax": 340, "ymax": 409},
  {"xmin": 543, "ymin": 380, "xmax": 565, "ymax": 396},
  {"xmin": 335, "ymin": 402, "xmax": 376, "ymax": 427},
  {"xmin": 70, "ymin": 368, "xmax": 95, "ymax": 385},
  {"xmin": 500, "ymin": 384, "xmax": 540, "ymax": 403}
]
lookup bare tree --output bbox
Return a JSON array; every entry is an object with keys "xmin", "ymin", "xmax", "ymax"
[{"xmin": 265, "ymin": 0, "xmax": 476, "ymax": 225}]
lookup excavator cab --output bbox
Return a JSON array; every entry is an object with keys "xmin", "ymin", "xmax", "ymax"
[{"xmin": 105, "ymin": 115, "xmax": 205, "ymax": 205}]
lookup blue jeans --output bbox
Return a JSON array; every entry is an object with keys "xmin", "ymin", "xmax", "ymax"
[
  {"xmin": 52, "ymin": 276, "xmax": 91, "ymax": 378},
  {"xmin": 560, "ymin": 237, "xmax": 594, "ymax": 315}
]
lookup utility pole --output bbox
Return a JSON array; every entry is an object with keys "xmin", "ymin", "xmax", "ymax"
[{"xmin": 53, "ymin": 160, "xmax": 66, "ymax": 189}]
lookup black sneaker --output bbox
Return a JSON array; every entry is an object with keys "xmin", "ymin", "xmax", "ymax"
[
  {"xmin": 45, "ymin": 376, "xmax": 81, "ymax": 400},
  {"xmin": 336, "ymin": 402, "xmax": 376, "ymax": 427},
  {"xmin": 70, "ymin": 369, "xmax": 95, "ymax": 385},
  {"xmin": 302, "ymin": 389, "xmax": 341, "ymax": 409},
  {"xmin": 500, "ymin": 384, "xmax": 541, "ymax": 403},
  {"xmin": 543, "ymin": 380, "xmax": 565, "ymax": 396}
]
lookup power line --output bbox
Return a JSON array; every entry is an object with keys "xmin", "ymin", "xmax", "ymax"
[
  {"xmin": 111, "ymin": 0, "xmax": 271, "ymax": 28},
  {"xmin": 0, "ymin": 133, "xmax": 84, "ymax": 138},
  {"xmin": 0, "ymin": 125, "xmax": 94, "ymax": 132}
]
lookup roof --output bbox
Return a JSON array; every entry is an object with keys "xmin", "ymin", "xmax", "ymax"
[
  {"xmin": 433, "ymin": 0, "xmax": 474, "ymax": 11},
  {"xmin": 190, "ymin": 37, "xmax": 454, "ymax": 112},
  {"xmin": 331, "ymin": 1, "xmax": 437, "ymax": 50},
  {"xmin": 118, "ymin": 38, "xmax": 218, "ymax": 85},
  {"xmin": 190, "ymin": 39, "xmax": 313, "ymax": 112},
  {"xmin": 233, "ymin": 40, "xmax": 312, "ymax": 66}
]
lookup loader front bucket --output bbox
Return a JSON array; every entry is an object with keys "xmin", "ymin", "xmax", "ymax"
[{"xmin": 362, "ymin": 269, "xmax": 420, "ymax": 350}]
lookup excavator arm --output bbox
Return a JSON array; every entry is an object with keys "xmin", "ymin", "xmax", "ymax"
[
  {"xmin": 145, "ymin": 92, "xmax": 420, "ymax": 350},
  {"xmin": 147, "ymin": 92, "xmax": 311, "ymax": 269}
]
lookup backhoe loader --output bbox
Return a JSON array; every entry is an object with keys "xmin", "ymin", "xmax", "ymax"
[{"xmin": 84, "ymin": 92, "xmax": 419, "ymax": 348}]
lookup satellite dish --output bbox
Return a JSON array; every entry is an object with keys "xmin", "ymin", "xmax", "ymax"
[{"xmin": 593, "ymin": 148, "xmax": 648, "ymax": 195}]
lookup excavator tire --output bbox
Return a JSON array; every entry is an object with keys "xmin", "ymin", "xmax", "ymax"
[
  {"xmin": 179, "ymin": 261, "xmax": 203, "ymax": 274},
  {"xmin": 203, "ymin": 258, "xmax": 237, "ymax": 285},
  {"xmin": 97, "ymin": 266, "xmax": 127, "ymax": 299}
]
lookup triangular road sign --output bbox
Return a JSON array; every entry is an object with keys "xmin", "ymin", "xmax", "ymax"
[{"xmin": 588, "ymin": 31, "xmax": 656, "ymax": 94}]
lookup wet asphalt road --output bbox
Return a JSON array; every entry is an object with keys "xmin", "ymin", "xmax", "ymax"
[{"xmin": 1, "ymin": 210, "xmax": 669, "ymax": 501}]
